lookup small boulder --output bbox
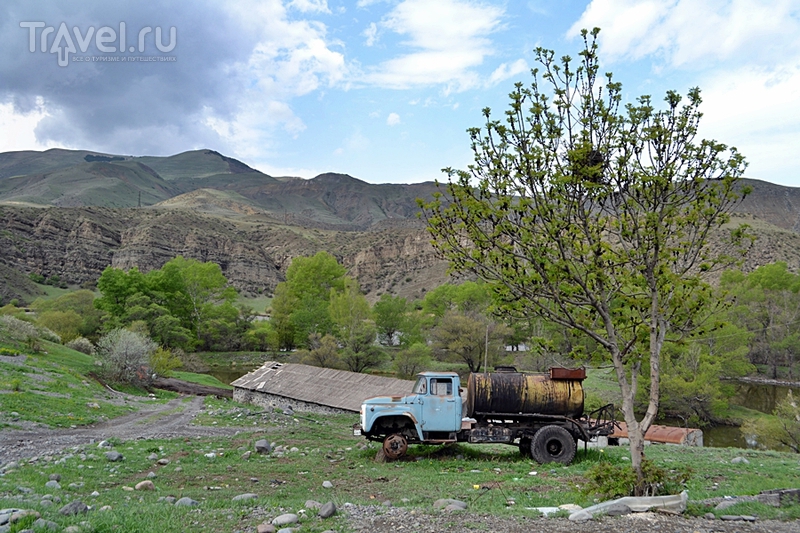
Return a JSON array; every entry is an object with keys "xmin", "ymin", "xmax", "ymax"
[
  {"xmin": 433, "ymin": 499, "xmax": 466, "ymax": 510},
  {"xmin": 305, "ymin": 500, "xmax": 322, "ymax": 509},
  {"xmin": 271, "ymin": 513, "xmax": 299, "ymax": 526},
  {"xmin": 174, "ymin": 497, "xmax": 199, "ymax": 507},
  {"xmin": 257, "ymin": 525, "xmax": 276, "ymax": 533},
  {"xmin": 157, "ymin": 458, "xmax": 170, "ymax": 466},
  {"xmin": 318, "ymin": 502, "xmax": 336, "ymax": 518},
  {"xmin": 730, "ymin": 457, "xmax": 750, "ymax": 465},
  {"xmin": 44, "ymin": 481, "xmax": 60, "ymax": 490},
  {"xmin": 48, "ymin": 474, "xmax": 61, "ymax": 482},
  {"xmin": 104, "ymin": 451, "xmax": 123, "ymax": 462},
  {"xmin": 135, "ymin": 480, "xmax": 155, "ymax": 491},
  {"xmin": 322, "ymin": 481, "xmax": 333, "ymax": 489},
  {"xmin": 232, "ymin": 493, "xmax": 258, "ymax": 502},
  {"xmin": 32, "ymin": 518, "xmax": 59, "ymax": 531},
  {"xmin": 255, "ymin": 440, "xmax": 271, "ymax": 454},
  {"xmin": 59, "ymin": 501, "xmax": 89, "ymax": 516}
]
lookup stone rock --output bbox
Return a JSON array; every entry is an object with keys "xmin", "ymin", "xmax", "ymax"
[
  {"xmin": 569, "ymin": 510, "xmax": 593, "ymax": 522},
  {"xmin": 433, "ymin": 499, "xmax": 466, "ymax": 510},
  {"xmin": 32, "ymin": 518, "xmax": 59, "ymax": 530},
  {"xmin": 48, "ymin": 474, "xmax": 61, "ymax": 482},
  {"xmin": 64, "ymin": 527, "xmax": 83, "ymax": 533},
  {"xmin": 704, "ymin": 512, "xmax": 716, "ymax": 520},
  {"xmin": 241, "ymin": 451, "xmax": 251, "ymax": 460},
  {"xmin": 147, "ymin": 472, "xmax": 156, "ymax": 479},
  {"xmin": 135, "ymin": 480, "xmax": 155, "ymax": 491},
  {"xmin": 147, "ymin": 453, "xmax": 158, "ymax": 461},
  {"xmin": 157, "ymin": 458, "xmax": 170, "ymax": 466},
  {"xmin": 44, "ymin": 481, "xmax": 61, "ymax": 490},
  {"xmin": 305, "ymin": 500, "xmax": 322, "ymax": 509},
  {"xmin": 444, "ymin": 504, "xmax": 465, "ymax": 511},
  {"xmin": 174, "ymin": 497, "xmax": 199, "ymax": 507},
  {"xmin": 277, "ymin": 529, "xmax": 296, "ymax": 533},
  {"xmin": 232, "ymin": 493, "xmax": 258, "ymax": 502},
  {"xmin": 257, "ymin": 525, "xmax": 276, "ymax": 533},
  {"xmin": 322, "ymin": 481, "xmax": 333, "ymax": 489},
  {"xmin": 730, "ymin": 457, "xmax": 750, "ymax": 465},
  {"xmin": 255, "ymin": 440, "xmax": 272, "ymax": 454},
  {"xmin": 97, "ymin": 441, "xmax": 111, "ymax": 448},
  {"xmin": 39, "ymin": 501, "xmax": 53, "ymax": 508},
  {"xmin": 605, "ymin": 503, "xmax": 632, "ymax": 516},
  {"xmin": 715, "ymin": 499, "xmax": 740, "ymax": 511},
  {"xmin": 318, "ymin": 502, "xmax": 336, "ymax": 518},
  {"xmin": 741, "ymin": 515, "xmax": 757, "ymax": 522},
  {"xmin": 68, "ymin": 482, "xmax": 84, "ymax": 489},
  {"xmin": 720, "ymin": 515, "xmax": 744, "ymax": 521},
  {"xmin": 382, "ymin": 500, "xmax": 392, "ymax": 507},
  {"xmin": 59, "ymin": 501, "xmax": 89, "ymax": 516},
  {"xmin": 271, "ymin": 513, "xmax": 298, "ymax": 526},
  {"xmin": 104, "ymin": 451, "xmax": 123, "ymax": 462}
]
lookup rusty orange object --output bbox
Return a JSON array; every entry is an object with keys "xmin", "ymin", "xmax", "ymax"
[{"xmin": 611, "ymin": 422, "xmax": 703, "ymax": 445}]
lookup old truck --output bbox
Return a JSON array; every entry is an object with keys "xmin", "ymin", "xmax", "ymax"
[{"xmin": 353, "ymin": 367, "xmax": 615, "ymax": 464}]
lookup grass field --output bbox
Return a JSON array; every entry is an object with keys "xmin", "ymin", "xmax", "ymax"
[{"xmin": 2, "ymin": 340, "xmax": 800, "ymax": 531}]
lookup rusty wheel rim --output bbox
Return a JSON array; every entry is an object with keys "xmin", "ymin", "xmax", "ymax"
[{"xmin": 382, "ymin": 433, "xmax": 408, "ymax": 460}]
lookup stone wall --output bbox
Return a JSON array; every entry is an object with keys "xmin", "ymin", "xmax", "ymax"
[{"xmin": 233, "ymin": 388, "xmax": 354, "ymax": 416}]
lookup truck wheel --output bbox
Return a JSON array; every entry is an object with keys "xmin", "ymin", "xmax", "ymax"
[
  {"xmin": 530, "ymin": 426, "xmax": 576, "ymax": 465},
  {"xmin": 382, "ymin": 433, "xmax": 408, "ymax": 460},
  {"xmin": 519, "ymin": 436, "xmax": 532, "ymax": 458}
]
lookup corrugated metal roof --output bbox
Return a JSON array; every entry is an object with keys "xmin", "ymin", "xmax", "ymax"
[
  {"xmin": 611, "ymin": 422, "xmax": 703, "ymax": 445},
  {"xmin": 231, "ymin": 362, "xmax": 416, "ymax": 412}
]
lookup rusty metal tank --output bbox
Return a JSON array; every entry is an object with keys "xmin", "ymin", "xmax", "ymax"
[{"xmin": 465, "ymin": 368, "xmax": 585, "ymax": 418}]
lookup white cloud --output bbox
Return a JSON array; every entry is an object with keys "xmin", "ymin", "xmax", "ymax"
[
  {"xmin": 0, "ymin": 97, "xmax": 54, "ymax": 152},
  {"xmin": 363, "ymin": 22, "xmax": 378, "ymax": 46},
  {"xmin": 334, "ymin": 130, "xmax": 370, "ymax": 156},
  {"xmin": 699, "ymin": 64, "xmax": 800, "ymax": 185},
  {"xmin": 486, "ymin": 58, "xmax": 529, "ymax": 87},
  {"xmin": 569, "ymin": 0, "xmax": 800, "ymax": 67},
  {"xmin": 288, "ymin": 0, "xmax": 331, "ymax": 14},
  {"xmin": 362, "ymin": 0, "xmax": 504, "ymax": 91},
  {"xmin": 386, "ymin": 112, "xmax": 401, "ymax": 125}
]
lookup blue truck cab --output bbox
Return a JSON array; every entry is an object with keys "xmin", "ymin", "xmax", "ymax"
[{"xmin": 355, "ymin": 372, "xmax": 463, "ymax": 458}]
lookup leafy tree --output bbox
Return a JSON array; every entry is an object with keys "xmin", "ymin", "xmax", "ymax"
[
  {"xmin": 270, "ymin": 252, "xmax": 346, "ymax": 349},
  {"xmin": 431, "ymin": 310, "xmax": 510, "ymax": 372},
  {"xmin": 722, "ymin": 263, "xmax": 800, "ymax": 379},
  {"xmin": 149, "ymin": 346, "xmax": 183, "ymax": 377},
  {"xmin": 31, "ymin": 290, "xmax": 102, "ymax": 340},
  {"xmin": 300, "ymin": 333, "xmax": 341, "ymax": 368},
  {"xmin": 374, "ymin": 294, "xmax": 408, "ymax": 346},
  {"xmin": 393, "ymin": 342, "xmax": 433, "ymax": 379},
  {"xmin": 96, "ymin": 328, "xmax": 157, "ymax": 385},
  {"xmin": 330, "ymin": 278, "xmax": 383, "ymax": 373},
  {"xmin": 37, "ymin": 310, "xmax": 83, "ymax": 343},
  {"xmin": 420, "ymin": 29, "xmax": 749, "ymax": 487}
]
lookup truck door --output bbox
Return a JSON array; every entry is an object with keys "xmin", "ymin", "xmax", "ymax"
[{"xmin": 421, "ymin": 377, "xmax": 460, "ymax": 433}]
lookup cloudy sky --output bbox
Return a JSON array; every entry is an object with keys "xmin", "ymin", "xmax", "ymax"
[{"xmin": 0, "ymin": 0, "xmax": 798, "ymax": 186}]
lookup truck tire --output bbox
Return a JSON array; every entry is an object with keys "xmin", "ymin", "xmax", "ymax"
[
  {"xmin": 530, "ymin": 425, "xmax": 576, "ymax": 465},
  {"xmin": 382, "ymin": 433, "xmax": 408, "ymax": 460}
]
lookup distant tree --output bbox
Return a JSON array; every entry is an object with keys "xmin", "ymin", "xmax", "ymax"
[
  {"xmin": 393, "ymin": 342, "xmax": 433, "ymax": 379},
  {"xmin": 270, "ymin": 252, "xmax": 346, "ymax": 349},
  {"xmin": 420, "ymin": 29, "xmax": 750, "ymax": 487},
  {"xmin": 431, "ymin": 311, "xmax": 510, "ymax": 372},
  {"xmin": 96, "ymin": 328, "xmax": 157, "ymax": 385},
  {"xmin": 373, "ymin": 294, "xmax": 408, "ymax": 346},
  {"xmin": 301, "ymin": 333, "xmax": 341, "ymax": 368},
  {"xmin": 722, "ymin": 263, "xmax": 800, "ymax": 379},
  {"xmin": 37, "ymin": 310, "xmax": 83, "ymax": 343},
  {"xmin": 330, "ymin": 278, "xmax": 384, "ymax": 373}
]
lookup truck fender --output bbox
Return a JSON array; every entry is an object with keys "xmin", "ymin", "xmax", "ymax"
[{"xmin": 366, "ymin": 411, "xmax": 422, "ymax": 440}]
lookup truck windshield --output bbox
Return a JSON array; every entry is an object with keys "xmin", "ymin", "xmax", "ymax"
[{"xmin": 412, "ymin": 377, "xmax": 427, "ymax": 394}]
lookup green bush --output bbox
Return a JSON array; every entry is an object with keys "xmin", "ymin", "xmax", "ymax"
[
  {"xmin": 583, "ymin": 459, "xmax": 692, "ymax": 498},
  {"xmin": 149, "ymin": 347, "xmax": 183, "ymax": 377},
  {"xmin": 28, "ymin": 272, "xmax": 45, "ymax": 283},
  {"xmin": 66, "ymin": 336, "xmax": 95, "ymax": 355}
]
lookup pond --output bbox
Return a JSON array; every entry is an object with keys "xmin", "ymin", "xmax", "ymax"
[
  {"xmin": 701, "ymin": 382, "xmax": 796, "ymax": 449},
  {"xmin": 207, "ymin": 366, "xmax": 256, "ymax": 385}
]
